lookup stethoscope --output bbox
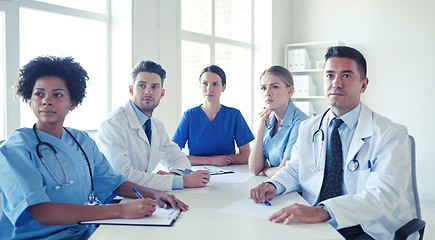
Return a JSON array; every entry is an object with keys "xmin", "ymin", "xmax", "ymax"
[
  {"xmin": 311, "ymin": 109, "xmax": 359, "ymax": 172},
  {"xmin": 33, "ymin": 124, "xmax": 101, "ymax": 205}
]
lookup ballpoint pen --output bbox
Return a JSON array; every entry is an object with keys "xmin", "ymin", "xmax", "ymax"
[
  {"xmin": 249, "ymin": 196, "xmax": 272, "ymax": 206},
  {"xmin": 131, "ymin": 187, "xmax": 144, "ymax": 199}
]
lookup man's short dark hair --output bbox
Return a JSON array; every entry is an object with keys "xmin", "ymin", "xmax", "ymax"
[
  {"xmin": 325, "ymin": 46, "xmax": 367, "ymax": 80},
  {"xmin": 131, "ymin": 60, "xmax": 166, "ymax": 86}
]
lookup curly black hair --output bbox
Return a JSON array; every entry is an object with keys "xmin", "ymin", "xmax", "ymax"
[{"xmin": 16, "ymin": 56, "xmax": 89, "ymax": 106}]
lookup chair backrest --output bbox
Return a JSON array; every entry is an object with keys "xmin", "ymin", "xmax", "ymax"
[{"xmin": 409, "ymin": 135, "xmax": 421, "ymax": 219}]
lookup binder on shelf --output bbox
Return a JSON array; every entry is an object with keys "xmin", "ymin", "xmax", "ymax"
[
  {"xmin": 293, "ymin": 75, "xmax": 316, "ymax": 97},
  {"xmin": 287, "ymin": 49, "xmax": 294, "ymax": 70},
  {"xmin": 287, "ymin": 48, "xmax": 312, "ymax": 71},
  {"xmin": 298, "ymin": 48, "xmax": 311, "ymax": 70}
]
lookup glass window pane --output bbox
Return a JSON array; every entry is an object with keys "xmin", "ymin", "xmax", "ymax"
[
  {"xmin": 181, "ymin": 40, "xmax": 210, "ymax": 112},
  {"xmin": 215, "ymin": 43, "xmax": 252, "ymax": 125},
  {"xmin": 181, "ymin": 0, "xmax": 211, "ymax": 35},
  {"xmin": 35, "ymin": 0, "xmax": 106, "ymax": 14},
  {"xmin": 0, "ymin": 11, "xmax": 5, "ymax": 139},
  {"xmin": 215, "ymin": 0, "xmax": 251, "ymax": 42},
  {"xmin": 20, "ymin": 8, "xmax": 107, "ymax": 130}
]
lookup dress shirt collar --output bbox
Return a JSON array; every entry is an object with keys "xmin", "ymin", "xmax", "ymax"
[
  {"xmin": 130, "ymin": 99, "xmax": 151, "ymax": 126},
  {"xmin": 326, "ymin": 102, "xmax": 361, "ymax": 130}
]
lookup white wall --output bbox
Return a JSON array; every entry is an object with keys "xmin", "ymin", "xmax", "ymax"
[
  {"xmin": 132, "ymin": 0, "xmax": 182, "ymax": 134},
  {"xmin": 285, "ymin": 0, "xmax": 435, "ymax": 202}
]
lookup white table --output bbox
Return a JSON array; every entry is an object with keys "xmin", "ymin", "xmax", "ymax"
[{"xmin": 90, "ymin": 165, "xmax": 344, "ymax": 240}]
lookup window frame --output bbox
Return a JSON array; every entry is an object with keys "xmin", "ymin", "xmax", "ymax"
[
  {"xmin": 0, "ymin": 0, "xmax": 113, "ymax": 138},
  {"xmin": 180, "ymin": 0, "xmax": 255, "ymax": 127}
]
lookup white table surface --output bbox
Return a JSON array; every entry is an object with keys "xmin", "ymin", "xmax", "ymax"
[{"xmin": 90, "ymin": 165, "xmax": 344, "ymax": 240}]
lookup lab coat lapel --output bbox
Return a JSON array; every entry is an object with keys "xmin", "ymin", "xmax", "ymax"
[
  {"xmin": 345, "ymin": 104, "xmax": 374, "ymax": 166},
  {"xmin": 124, "ymin": 101, "xmax": 149, "ymax": 144}
]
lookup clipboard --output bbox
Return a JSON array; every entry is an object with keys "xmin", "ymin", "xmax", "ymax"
[{"xmin": 80, "ymin": 199, "xmax": 181, "ymax": 226}]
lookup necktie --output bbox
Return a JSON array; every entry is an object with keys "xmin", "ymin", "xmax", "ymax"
[
  {"xmin": 144, "ymin": 119, "xmax": 152, "ymax": 144},
  {"xmin": 318, "ymin": 118, "xmax": 344, "ymax": 202}
]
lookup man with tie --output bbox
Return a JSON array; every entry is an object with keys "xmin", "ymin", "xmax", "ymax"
[
  {"xmin": 96, "ymin": 60, "xmax": 210, "ymax": 192},
  {"xmin": 250, "ymin": 46, "xmax": 415, "ymax": 239}
]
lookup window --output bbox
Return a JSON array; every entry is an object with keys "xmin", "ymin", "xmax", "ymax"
[
  {"xmin": 35, "ymin": 0, "xmax": 106, "ymax": 14},
  {"xmin": 181, "ymin": 0, "xmax": 253, "ymax": 126},
  {"xmin": 19, "ymin": 7, "xmax": 108, "ymax": 130},
  {"xmin": 0, "ymin": 0, "xmax": 131, "ymax": 136}
]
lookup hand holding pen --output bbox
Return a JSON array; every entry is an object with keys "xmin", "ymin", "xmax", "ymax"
[
  {"xmin": 250, "ymin": 182, "xmax": 276, "ymax": 205},
  {"xmin": 114, "ymin": 187, "xmax": 157, "ymax": 218}
]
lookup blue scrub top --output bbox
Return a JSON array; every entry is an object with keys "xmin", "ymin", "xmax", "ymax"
[
  {"xmin": 172, "ymin": 105, "xmax": 254, "ymax": 156},
  {"xmin": 263, "ymin": 102, "xmax": 309, "ymax": 167},
  {"xmin": 0, "ymin": 127, "xmax": 126, "ymax": 240}
]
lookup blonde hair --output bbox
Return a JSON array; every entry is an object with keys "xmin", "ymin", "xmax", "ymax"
[{"xmin": 259, "ymin": 65, "xmax": 293, "ymax": 87}]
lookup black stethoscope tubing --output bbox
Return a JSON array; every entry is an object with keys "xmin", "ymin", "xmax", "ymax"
[
  {"xmin": 33, "ymin": 124, "xmax": 97, "ymax": 200},
  {"xmin": 312, "ymin": 109, "xmax": 330, "ymax": 143}
]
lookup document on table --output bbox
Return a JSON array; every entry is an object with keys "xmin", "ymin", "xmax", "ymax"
[
  {"xmin": 192, "ymin": 165, "xmax": 254, "ymax": 183},
  {"xmin": 81, "ymin": 199, "xmax": 180, "ymax": 226},
  {"xmin": 219, "ymin": 194, "xmax": 302, "ymax": 220},
  {"xmin": 210, "ymin": 172, "xmax": 253, "ymax": 183},
  {"xmin": 173, "ymin": 182, "xmax": 212, "ymax": 193},
  {"xmin": 192, "ymin": 165, "xmax": 234, "ymax": 175}
]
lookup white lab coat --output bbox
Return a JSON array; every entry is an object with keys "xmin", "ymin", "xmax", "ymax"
[
  {"xmin": 272, "ymin": 103, "xmax": 416, "ymax": 240},
  {"xmin": 96, "ymin": 101, "xmax": 191, "ymax": 192}
]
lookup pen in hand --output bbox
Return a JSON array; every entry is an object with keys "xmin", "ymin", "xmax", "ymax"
[
  {"xmin": 249, "ymin": 196, "xmax": 271, "ymax": 206},
  {"xmin": 132, "ymin": 186, "xmax": 144, "ymax": 199}
]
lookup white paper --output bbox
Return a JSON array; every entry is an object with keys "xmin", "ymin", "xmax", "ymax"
[
  {"xmin": 81, "ymin": 198, "xmax": 180, "ymax": 226},
  {"xmin": 219, "ymin": 196, "xmax": 298, "ymax": 220},
  {"xmin": 172, "ymin": 182, "xmax": 212, "ymax": 193},
  {"xmin": 192, "ymin": 165, "xmax": 233, "ymax": 174},
  {"xmin": 210, "ymin": 172, "xmax": 253, "ymax": 183}
]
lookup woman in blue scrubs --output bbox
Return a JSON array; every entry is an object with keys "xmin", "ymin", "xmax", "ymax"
[
  {"xmin": 0, "ymin": 56, "xmax": 187, "ymax": 239},
  {"xmin": 248, "ymin": 66, "xmax": 308, "ymax": 177},
  {"xmin": 172, "ymin": 65, "xmax": 254, "ymax": 166}
]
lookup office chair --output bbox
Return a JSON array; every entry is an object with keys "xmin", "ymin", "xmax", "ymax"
[{"xmin": 394, "ymin": 135, "xmax": 425, "ymax": 240}]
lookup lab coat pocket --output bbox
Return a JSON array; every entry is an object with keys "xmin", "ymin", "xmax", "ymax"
[{"xmin": 356, "ymin": 169, "xmax": 371, "ymax": 193}]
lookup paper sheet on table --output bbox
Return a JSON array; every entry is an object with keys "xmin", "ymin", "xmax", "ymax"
[
  {"xmin": 173, "ymin": 182, "xmax": 212, "ymax": 193},
  {"xmin": 219, "ymin": 196, "xmax": 297, "ymax": 220},
  {"xmin": 191, "ymin": 165, "xmax": 253, "ymax": 183},
  {"xmin": 210, "ymin": 172, "xmax": 253, "ymax": 183},
  {"xmin": 81, "ymin": 198, "xmax": 180, "ymax": 226},
  {"xmin": 191, "ymin": 165, "xmax": 234, "ymax": 175}
]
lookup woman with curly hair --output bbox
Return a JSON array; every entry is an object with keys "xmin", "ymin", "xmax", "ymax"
[{"xmin": 0, "ymin": 56, "xmax": 187, "ymax": 239}]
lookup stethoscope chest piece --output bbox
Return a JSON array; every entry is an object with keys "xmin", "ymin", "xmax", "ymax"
[{"xmin": 347, "ymin": 159, "xmax": 359, "ymax": 171}]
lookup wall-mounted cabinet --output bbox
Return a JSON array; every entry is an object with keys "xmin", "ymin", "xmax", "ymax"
[{"xmin": 285, "ymin": 41, "xmax": 345, "ymax": 116}]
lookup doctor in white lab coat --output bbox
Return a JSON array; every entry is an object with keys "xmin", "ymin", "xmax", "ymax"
[
  {"xmin": 96, "ymin": 61, "xmax": 210, "ymax": 192},
  {"xmin": 250, "ymin": 46, "xmax": 416, "ymax": 240}
]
